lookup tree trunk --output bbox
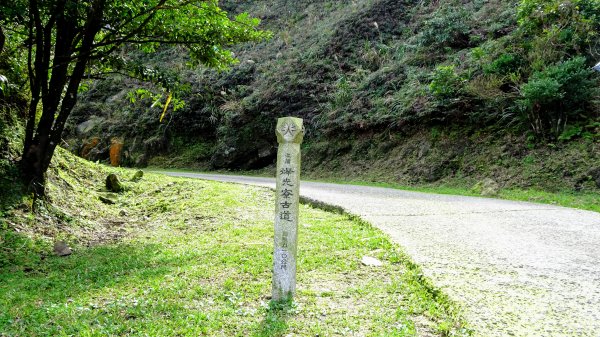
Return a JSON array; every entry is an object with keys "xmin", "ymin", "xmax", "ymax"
[
  {"xmin": 21, "ymin": 141, "xmax": 48, "ymax": 196},
  {"xmin": 0, "ymin": 26, "xmax": 5, "ymax": 55},
  {"xmin": 20, "ymin": 0, "xmax": 106, "ymax": 197}
]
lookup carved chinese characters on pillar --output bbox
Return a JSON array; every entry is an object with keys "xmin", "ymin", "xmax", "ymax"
[{"xmin": 272, "ymin": 117, "xmax": 304, "ymax": 301}]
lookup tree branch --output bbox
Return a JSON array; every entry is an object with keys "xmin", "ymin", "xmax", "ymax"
[{"xmin": 95, "ymin": 0, "xmax": 168, "ymax": 47}]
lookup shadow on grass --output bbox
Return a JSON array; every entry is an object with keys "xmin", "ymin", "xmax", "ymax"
[
  {"xmin": 0, "ymin": 237, "xmax": 205, "ymax": 335},
  {"xmin": 0, "ymin": 240, "xmax": 178, "ymax": 312},
  {"xmin": 0, "ymin": 230, "xmax": 49, "ymax": 270},
  {"xmin": 0, "ymin": 160, "xmax": 28, "ymax": 212},
  {"xmin": 252, "ymin": 299, "xmax": 294, "ymax": 337}
]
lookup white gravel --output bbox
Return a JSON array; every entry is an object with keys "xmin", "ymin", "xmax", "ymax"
[{"xmin": 164, "ymin": 172, "xmax": 600, "ymax": 337}]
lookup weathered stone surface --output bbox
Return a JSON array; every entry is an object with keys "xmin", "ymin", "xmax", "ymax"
[
  {"xmin": 54, "ymin": 241, "xmax": 72, "ymax": 256},
  {"xmin": 272, "ymin": 117, "xmax": 304, "ymax": 301},
  {"xmin": 106, "ymin": 174, "xmax": 123, "ymax": 192},
  {"xmin": 211, "ymin": 137, "xmax": 275, "ymax": 170},
  {"xmin": 109, "ymin": 137, "xmax": 124, "ymax": 167},
  {"xmin": 76, "ymin": 117, "xmax": 102, "ymax": 136},
  {"xmin": 361, "ymin": 256, "xmax": 383, "ymax": 267},
  {"xmin": 80, "ymin": 137, "xmax": 100, "ymax": 160},
  {"xmin": 481, "ymin": 178, "xmax": 500, "ymax": 196},
  {"xmin": 473, "ymin": 178, "xmax": 500, "ymax": 196}
]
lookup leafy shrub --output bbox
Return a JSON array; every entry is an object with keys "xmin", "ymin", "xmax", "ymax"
[
  {"xmin": 484, "ymin": 53, "xmax": 524, "ymax": 75},
  {"xmin": 558, "ymin": 122, "xmax": 600, "ymax": 140},
  {"xmin": 429, "ymin": 65, "xmax": 465, "ymax": 98},
  {"xmin": 329, "ymin": 76, "xmax": 354, "ymax": 110},
  {"xmin": 519, "ymin": 56, "xmax": 597, "ymax": 137},
  {"xmin": 518, "ymin": 0, "xmax": 600, "ymax": 61},
  {"xmin": 558, "ymin": 125, "xmax": 584, "ymax": 141},
  {"xmin": 518, "ymin": 0, "xmax": 600, "ymax": 35}
]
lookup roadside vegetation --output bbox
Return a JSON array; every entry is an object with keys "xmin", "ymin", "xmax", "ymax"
[
  {"xmin": 51, "ymin": 0, "xmax": 600, "ymax": 196},
  {"xmin": 0, "ymin": 149, "xmax": 470, "ymax": 336},
  {"xmin": 318, "ymin": 179, "xmax": 600, "ymax": 213},
  {"xmin": 1, "ymin": 1, "xmax": 598, "ymax": 335}
]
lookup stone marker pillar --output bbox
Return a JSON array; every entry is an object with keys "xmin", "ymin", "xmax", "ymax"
[{"xmin": 272, "ymin": 117, "xmax": 304, "ymax": 301}]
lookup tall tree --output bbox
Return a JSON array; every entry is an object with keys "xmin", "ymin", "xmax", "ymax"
[{"xmin": 0, "ymin": 0, "xmax": 268, "ymax": 195}]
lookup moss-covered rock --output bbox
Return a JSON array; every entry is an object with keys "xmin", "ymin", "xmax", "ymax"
[
  {"xmin": 131, "ymin": 170, "xmax": 144, "ymax": 181},
  {"xmin": 105, "ymin": 173, "xmax": 123, "ymax": 192},
  {"xmin": 472, "ymin": 178, "xmax": 501, "ymax": 196}
]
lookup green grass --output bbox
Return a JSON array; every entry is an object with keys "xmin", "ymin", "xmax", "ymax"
[{"xmin": 0, "ymin": 151, "xmax": 470, "ymax": 336}]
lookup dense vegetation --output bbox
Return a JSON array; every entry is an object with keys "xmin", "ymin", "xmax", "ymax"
[
  {"xmin": 0, "ymin": 2, "xmax": 598, "ymax": 335},
  {"xmin": 3, "ymin": 0, "xmax": 600, "ymax": 192},
  {"xmin": 0, "ymin": 0, "xmax": 268, "ymax": 195}
]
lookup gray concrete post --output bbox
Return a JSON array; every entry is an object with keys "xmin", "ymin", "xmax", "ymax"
[{"xmin": 272, "ymin": 117, "xmax": 304, "ymax": 301}]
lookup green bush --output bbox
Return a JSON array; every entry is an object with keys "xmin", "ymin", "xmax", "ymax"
[
  {"xmin": 518, "ymin": 0, "xmax": 600, "ymax": 61},
  {"xmin": 519, "ymin": 56, "xmax": 597, "ymax": 137},
  {"xmin": 484, "ymin": 53, "xmax": 524, "ymax": 75},
  {"xmin": 429, "ymin": 65, "xmax": 465, "ymax": 98}
]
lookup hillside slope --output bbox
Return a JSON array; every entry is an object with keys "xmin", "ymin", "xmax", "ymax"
[{"xmin": 65, "ymin": 0, "xmax": 600, "ymax": 192}]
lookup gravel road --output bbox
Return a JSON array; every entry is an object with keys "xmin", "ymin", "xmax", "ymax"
[{"xmin": 164, "ymin": 172, "xmax": 600, "ymax": 337}]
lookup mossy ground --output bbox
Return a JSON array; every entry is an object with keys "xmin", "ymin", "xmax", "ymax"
[{"xmin": 0, "ymin": 150, "xmax": 470, "ymax": 336}]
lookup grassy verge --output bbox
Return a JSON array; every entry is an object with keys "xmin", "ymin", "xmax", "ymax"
[
  {"xmin": 318, "ymin": 178, "xmax": 600, "ymax": 213},
  {"xmin": 0, "ymin": 151, "xmax": 470, "ymax": 336}
]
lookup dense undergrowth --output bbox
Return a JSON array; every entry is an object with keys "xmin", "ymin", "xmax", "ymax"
[
  {"xmin": 1, "ymin": 0, "xmax": 598, "ymax": 193},
  {"xmin": 301, "ymin": 129, "xmax": 600, "ymax": 193},
  {"xmin": 56, "ymin": 0, "xmax": 600, "ymax": 193}
]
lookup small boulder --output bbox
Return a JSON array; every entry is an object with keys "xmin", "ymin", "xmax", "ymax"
[
  {"xmin": 54, "ymin": 241, "xmax": 72, "ymax": 257},
  {"xmin": 131, "ymin": 170, "xmax": 144, "ymax": 181},
  {"xmin": 106, "ymin": 174, "xmax": 123, "ymax": 192},
  {"xmin": 473, "ymin": 178, "xmax": 500, "ymax": 196},
  {"xmin": 361, "ymin": 256, "xmax": 383, "ymax": 267}
]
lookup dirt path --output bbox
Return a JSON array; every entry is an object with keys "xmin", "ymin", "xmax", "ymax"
[{"xmin": 164, "ymin": 172, "xmax": 600, "ymax": 337}]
